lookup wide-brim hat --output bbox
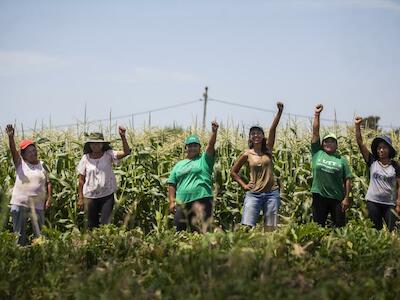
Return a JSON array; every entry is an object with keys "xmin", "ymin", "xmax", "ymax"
[
  {"xmin": 185, "ymin": 134, "xmax": 201, "ymax": 145},
  {"xmin": 83, "ymin": 132, "xmax": 111, "ymax": 154},
  {"xmin": 371, "ymin": 135, "xmax": 396, "ymax": 159}
]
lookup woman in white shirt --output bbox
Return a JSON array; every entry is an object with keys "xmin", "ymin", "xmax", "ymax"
[{"xmin": 77, "ymin": 127, "xmax": 130, "ymax": 229}]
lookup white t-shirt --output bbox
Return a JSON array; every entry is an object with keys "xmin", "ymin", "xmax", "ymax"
[
  {"xmin": 77, "ymin": 150, "xmax": 120, "ymax": 199},
  {"xmin": 10, "ymin": 159, "xmax": 49, "ymax": 210},
  {"xmin": 365, "ymin": 155, "xmax": 400, "ymax": 206}
]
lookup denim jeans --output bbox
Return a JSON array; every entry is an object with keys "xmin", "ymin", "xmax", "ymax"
[
  {"xmin": 241, "ymin": 189, "xmax": 280, "ymax": 227},
  {"xmin": 11, "ymin": 205, "xmax": 45, "ymax": 246}
]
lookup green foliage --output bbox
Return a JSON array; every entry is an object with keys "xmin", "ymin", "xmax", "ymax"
[
  {"xmin": 1, "ymin": 124, "xmax": 400, "ymax": 298},
  {"xmin": 0, "ymin": 223, "xmax": 400, "ymax": 299},
  {"xmin": 1, "ymin": 124, "xmax": 399, "ymax": 234}
]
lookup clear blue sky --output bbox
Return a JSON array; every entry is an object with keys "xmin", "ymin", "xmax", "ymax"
[{"xmin": 1, "ymin": 0, "xmax": 399, "ymax": 131}]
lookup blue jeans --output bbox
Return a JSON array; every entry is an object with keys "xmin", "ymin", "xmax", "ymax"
[
  {"xmin": 241, "ymin": 189, "xmax": 280, "ymax": 227},
  {"xmin": 10, "ymin": 205, "xmax": 45, "ymax": 245}
]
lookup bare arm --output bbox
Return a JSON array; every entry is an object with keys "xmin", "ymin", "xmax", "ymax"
[
  {"xmin": 5, "ymin": 124, "xmax": 21, "ymax": 166},
  {"xmin": 267, "ymin": 102, "xmax": 284, "ymax": 150},
  {"xmin": 45, "ymin": 181, "xmax": 52, "ymax": 210},
  {"xmin": 115, "ymin": 126, "xmax": 131, "ymax": 159},
  {"xmin": 206, "ymin": 121, "xmax": 219, "ymax": 157},
  {"xmin": 354, "ymin": 117, "xmax": 370, "ymax": 162},
  {"xmin": 341, "ymin": 178, "xmax": 352, "ymax": 212},
  {"xmin": 77, "ymin": 174, "xmax": 85, "ymax": 210},
  {"xmin": 168, "ymin": 184, "xmax": 177, "ymax": 213},
  {"xmin": 230, "ymin": 152, "xmax": 253, "ymax": 190},
  {"xmin": 396, "ymin": 177, "xmax": 400, "ymax": 215},
  {"xmin": 312, "ymin": 104, "xmax": 323, "ymax": 144}
]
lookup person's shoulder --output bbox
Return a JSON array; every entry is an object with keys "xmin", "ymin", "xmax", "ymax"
[
  {"xmin": 79, "ymin": 153, "xmax": 89, "ymax": 161},
  {"xmin": 391, "ymin": 160, "xmax": 400, "ymax": 176},
  {"xmin": 311, "ymin": 139, "xmax": 321, "ymax": 146},
  {"xmin": 242, "ymin": 149, "xmax": 253, "ymax": 157},
  {"xmin": 105, "ymin": 149, "xmax": 115, "ymax": 156},
  {"xmin": 311, "ymin": 140, "xmax": 322, "ymax": 154},
  {"xmin": 336, "ymin": 153, "xmax": 348, "ymax": 161},
  {"xmin": 173, "ymin": 158, "xmax": 187, "ymax": 167},
  {"xmin": 39, "ymin": 160, "xmax": 50, "ymax": 171}
]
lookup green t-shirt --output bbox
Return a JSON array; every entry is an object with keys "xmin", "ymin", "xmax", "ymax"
[
  {"xmin": 311, "ymin": 140, "xmax": 352, "ymax": 200},
  {"xmin": 167, "ymin": 152, "xmax": 215, "ymax": 204}
]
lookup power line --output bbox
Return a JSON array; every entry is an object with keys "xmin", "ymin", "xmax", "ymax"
[
  {"xmin": 36, "ymin": 99, "xmax": 203, "ymax": 130},
  {"xmin": 209, "ymin": 97, "xmax": 347, "ymax": 123},
  {"xmin": 208, "ymin": 98, "xmax": 397, "ymax": 129},
  {"xmin": 13, "ymin": 96, "xmax": 398, "ymax": 132}
]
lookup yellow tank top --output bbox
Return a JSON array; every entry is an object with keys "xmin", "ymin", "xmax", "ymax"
[{"xmin": 246, "ymin": 149, "xmax": 278, "ymax": 192}]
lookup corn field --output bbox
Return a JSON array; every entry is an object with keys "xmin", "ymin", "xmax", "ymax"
[{"xmin": 1, "ymin": 122, "xmax": 400, "ymax": 299}]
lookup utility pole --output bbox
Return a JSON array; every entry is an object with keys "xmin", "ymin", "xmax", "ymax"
[
  {"xmin": 148, "ymin": 112, "xmax": 152, "ymax": 128},
  {"xmin": 202, "ymin": 86, "xmax": 208, "ymax": 131}
]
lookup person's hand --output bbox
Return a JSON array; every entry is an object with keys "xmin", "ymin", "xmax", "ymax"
[
  {"xmin": 244, "ymin": 183, "xmax": 255, "ymax": 191},
  {"xmin": 45, "ymin": 198, "xmax": 51, "ymax": 210},
  {"xmin": 211, "ymin": 121, "xmax": 219, "ymax": 133},
  {"xmin": 315, "ymin": 104, "xmax": 323, "ymax": 115},
  {"xmin": 77, "ymin": 196, "xmax": 84, "ymax": 210},
  {"xmin": 395, "ymin": 202, "xmax": 400, "ymax": 215},
  {"xmin": 6, "ymin": 124, "xmax": 15, "ymax": 137},
  {"xmin": 169, "ymin": 201, "xmax": 176, "ymax": 214},
  {"xmin": 341, "ymin": 198, "xmax": 350, "ymax": 212},
  {"xmin": 355, "ymin": 116, "xmax": 363, "ymax": 126},
  {"xmin": 277, "ymin": 102, "xmax": 284, "ymax": 112},
  {"xmin": 118, "ymin": 126, "xmax": 126, "ymax": 137}
]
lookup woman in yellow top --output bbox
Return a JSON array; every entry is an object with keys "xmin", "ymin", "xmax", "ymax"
[{"xmin": 231, "ymin": 102, "xmax": 283, "ymax": 230}]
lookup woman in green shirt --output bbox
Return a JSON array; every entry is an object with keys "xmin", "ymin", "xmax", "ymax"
[
  {"xmin": 311, "ymin": 104, "xmax": 352, "ymax": 227},
  {"xmin": 167, "ymin": 121, "xmax": 219, "ymax": 232}
]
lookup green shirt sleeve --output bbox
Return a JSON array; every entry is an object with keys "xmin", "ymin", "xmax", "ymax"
[
  {"xmin": 342, "ymin": 157, "xmax": 352, "ymax": 179},
  {"xmin": 311, "ymin": 139, "xmax": 322, "ymax": 156},
  {"xmin": 167, "ymin": 164, "xmax": 178, "ymax": 185},
  {"xmin": 203, "ymin": 151, "xmax": 215, "ymax": 168}
]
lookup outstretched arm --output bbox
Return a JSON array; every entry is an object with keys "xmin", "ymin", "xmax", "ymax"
[
  {"xmin": 206, "ymin": 121, "xmax": 219, "ymax": 157},
  {"xmin": 312, "ymin": 104, "xmax": 323, "ymax": 144},
  {"xmin": 267, "ymin": 102, "xmax": 284, "ymax": 150},
  {"xmin": 115, "ymin": 126, "xmax": 131, "ymax": 159},
  {"xmin": 354, "ymin": 117, "xmax": 370, "ymax": 162},
  {"xmin": 5, "ymin": 124, "xmax": 21, "ymax": 166}
]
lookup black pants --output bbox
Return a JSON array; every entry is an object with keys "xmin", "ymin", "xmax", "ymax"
[
  {"xmin": 366, "ymin": 201, "xmax": 397, "ymax": 231},
  {"xmin": 312, "ymin": 193, "xmax": 345, "ymax": 227},
  {"xmin": 174, "ymin": 198, "xmax": 213, "ymax": 232},
  {"xmin": 86, "ymin": 193, "xmax": 115, "ymax": 229}
]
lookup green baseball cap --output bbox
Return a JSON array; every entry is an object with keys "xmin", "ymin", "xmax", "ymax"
[
  {"xmin": 185, "ymin": 135, "xmax": 201, "ymax": 145},
  {"xmin": 322, "ymin": 133, "xmax": 337, "ymax": 142}
]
